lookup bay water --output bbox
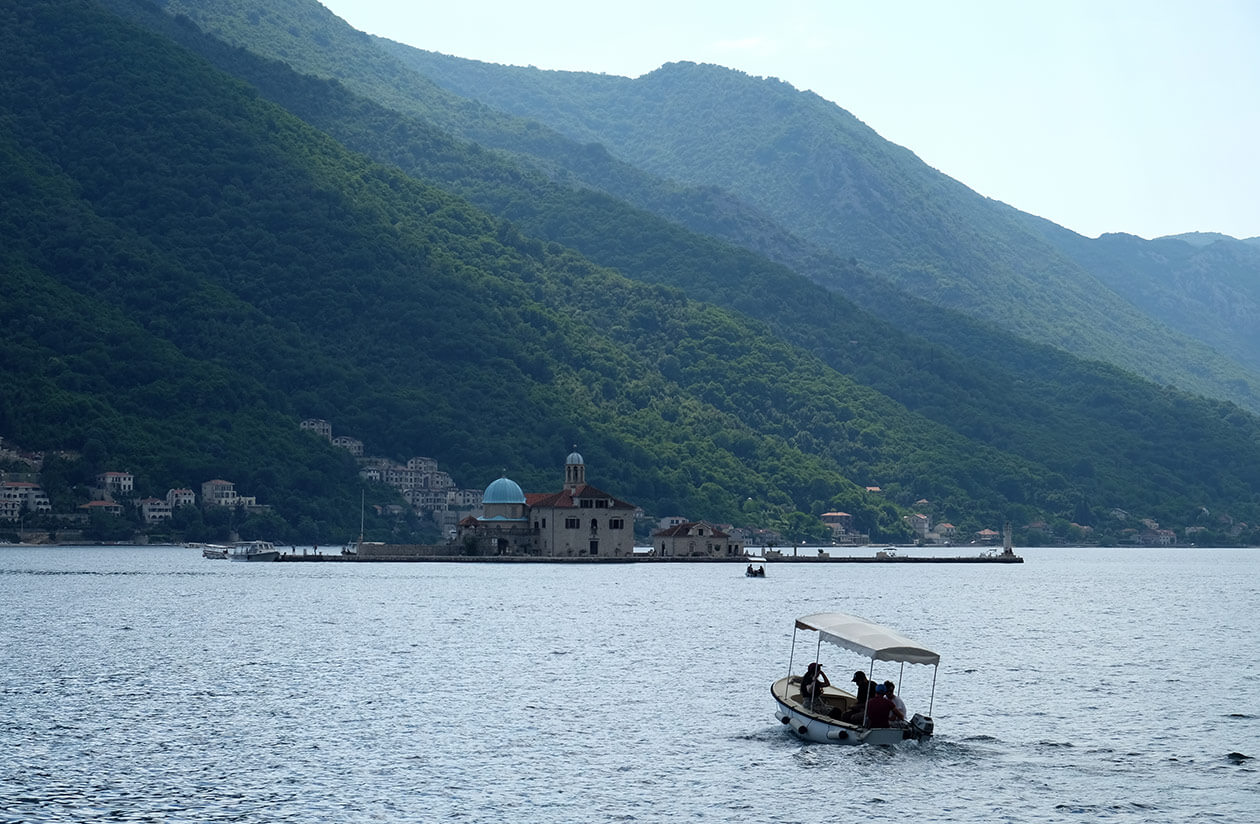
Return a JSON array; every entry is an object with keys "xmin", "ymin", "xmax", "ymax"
[{"xmin": 2, "ymin": 546, "xmax": 1256, "ymax": 822}]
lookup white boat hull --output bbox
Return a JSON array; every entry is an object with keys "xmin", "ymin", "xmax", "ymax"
[
  {"xmin": 229, "ymin": 551, "xmax": 279, "ymax": 562},
  {"xmin": 229, "ymin": 541, "xmax": 280, "ymax": 562},
  {"xmin": 770, "ymin": 677, "xmax": 932, "ymax": 746}
]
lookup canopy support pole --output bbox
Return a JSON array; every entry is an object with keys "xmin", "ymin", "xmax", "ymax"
[
  {"xmin": 928, "ymin": 664, "xmax": 938, "ymax": 716},
  {"xmin": 862, "ymin": 661, "xmax": 875, "ymax": 727}
]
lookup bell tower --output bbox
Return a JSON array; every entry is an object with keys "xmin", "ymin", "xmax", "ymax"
[{"xmin": 565, "ymin": 446, "xmax": 585, "ymax": 493}]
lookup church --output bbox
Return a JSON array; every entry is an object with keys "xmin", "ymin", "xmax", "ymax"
[{"xmin": 457, "ymin": 450, "xmax": 637, "ymax": 557}]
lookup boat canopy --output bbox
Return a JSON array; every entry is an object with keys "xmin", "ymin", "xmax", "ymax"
[{"xmin": 795, "ymin": 612, "xmax": 939, "ymax": 666}]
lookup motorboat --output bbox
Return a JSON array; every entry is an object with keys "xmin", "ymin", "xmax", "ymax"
[
  {"xmin": 771, "ymin": 611, "xmax": 938, "ymax": 745},
  {"xmin": 745, "ymin": 556, "xmax": 767, "ymax": 577},
  {"xmin": 228, "ymin": 540, "xmax": 280, "ymax": 562},
  {"xmin": 201, "ymin": 544, "xmax": 229, "ymax": 559}
]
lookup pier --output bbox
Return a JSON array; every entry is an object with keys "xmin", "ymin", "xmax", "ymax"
[{"xmin": 276, "ymin": 550, "xmax": 1023, "ymax": 564}]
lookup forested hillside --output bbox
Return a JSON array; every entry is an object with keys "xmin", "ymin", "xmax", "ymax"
[
  {"xmin": 108, "ymin": 0, "xmax": 1260, "ymax": 535},
  {"xmin": 5, "ymin": 0, "xmax": 1260, "ymax": 546},
  {"xmin": 382, "ymin": 48, "xmax": 1260, "ymax": 415},
  {"xmin": 1020, "ymin": 218, "xmax": 1260, "ymax": 374},
  {"xmin": 145, "ymin": 0, "xmax": 1260, "ymax": 415}
]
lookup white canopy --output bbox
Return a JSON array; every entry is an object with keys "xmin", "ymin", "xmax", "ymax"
[{"xmin": 795, "ymin": 612, "xmax": 940, "ymax": 666}]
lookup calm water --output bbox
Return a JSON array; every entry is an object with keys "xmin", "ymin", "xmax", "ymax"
[{"xmin": 1, "ymin": 547, "xmax": 1257, "ymax": 823}]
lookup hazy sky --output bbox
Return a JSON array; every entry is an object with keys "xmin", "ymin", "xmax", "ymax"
[{"xmin": 317, "ymin": 0, "xmax": 1259, "ymax": 240}]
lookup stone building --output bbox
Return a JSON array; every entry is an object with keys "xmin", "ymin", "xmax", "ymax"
[
  {"xmin": 651, "ymin": 520, "xmax": 744, "ymax": 558},
  {"xmin": 457, "ymin": 451, "xmax": 636, "ymax": 557}
]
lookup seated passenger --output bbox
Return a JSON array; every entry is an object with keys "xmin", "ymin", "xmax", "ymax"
[
  {"xmin": 883, "ymin": 680, "xmax": 907, "ymax": 724},
  {"xmin": 840, "ymin": 671, "xmax": 873, "ymax": 723},
  {"xmin": 801, "ymin": 662, "xmax": 830, "ymax": 703},
  {"xmin": 864, "ymin": 683, "xmax": 897, "ymax": 728}
]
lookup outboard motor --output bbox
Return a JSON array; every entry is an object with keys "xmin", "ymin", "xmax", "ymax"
[{"xmin": 909, "ymin": 713, "xmax": 934, "ymax": 739}]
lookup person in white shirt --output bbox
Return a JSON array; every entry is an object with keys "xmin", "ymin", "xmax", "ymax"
[{"xmin": 884, "ymin": 680, "xmax": 907, "ymax": 724}]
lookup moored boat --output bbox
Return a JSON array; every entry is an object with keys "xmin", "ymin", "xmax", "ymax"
[
  {"xmin": 771, "ymin": 611, "xmax": 938, "ymax": 745},
  {"xmin": 229, "ymin": 540, "xmax": 280, "ymax": 562}
]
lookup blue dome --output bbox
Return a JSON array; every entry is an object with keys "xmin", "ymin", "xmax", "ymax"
[
  {"xmin": 566, "ymin": 451, "xmax": 584, "ymax": 465},
  {"xmin": 483, "ymin": 477, "xmax": 525, "ymax": 505}
]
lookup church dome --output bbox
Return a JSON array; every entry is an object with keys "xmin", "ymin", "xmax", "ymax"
[
  {"xmin": 566, "ymin": 450, "xmax": 584, "ymax": 465},
  {"xmin": 483, "ymin": 476, "xmax": 526, "ymax": 505}
]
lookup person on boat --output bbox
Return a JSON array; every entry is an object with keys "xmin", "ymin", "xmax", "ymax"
[
  {"xmin": 801, "ymin": 662, "xmax": 830, "ymax": 703},
  {"xmin": 841, "ymin": 671, "xmax": 874, "ymax": 723},
  {"xmin": 864, "ymin": 683, "xmax": 898, "ymax": 728},
  {"xmin": 883, "ymin": 680, "xmax": 907, "ymax": 724},
  {"xmin": 747, "ymin": 564, "xmax": 755, "ymax": 575}
]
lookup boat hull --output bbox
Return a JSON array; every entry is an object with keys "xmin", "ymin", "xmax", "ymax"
[
  {"xmin": 770, "ymin": 677, "xmax": 931, "ymax": 746},
  {"xmin": 229, "ymin": 551, "xmax": 280, "ymax": 562}
]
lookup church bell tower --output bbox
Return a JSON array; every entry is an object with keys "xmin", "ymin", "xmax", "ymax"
[{"xmin": 565, "ymin": 447, "xmax": 586, "ymax": 493}]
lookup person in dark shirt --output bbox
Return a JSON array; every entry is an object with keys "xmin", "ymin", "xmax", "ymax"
[
  {"xmin": 841, "ymin": 671, "xmax": 873, "ymax": 723},
  {"xmin": 801, "ymin": 662, "xmax": 831, "ymax": 704}
]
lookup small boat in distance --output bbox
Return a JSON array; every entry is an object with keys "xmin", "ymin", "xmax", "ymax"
[
  {"xmin": 771, "ymin": 611, "xmax": 938, "ymax": 745},
  {"xmin": 229, "ymin": 540, "xmax": 280, "ymax": 562},
  {"xmin": 201, "ymin": 545, "xmax": 229, "ymax": 560},
  {"xmin": 745, "ymin": 556, "xmax": 767, "ymax": 577}
]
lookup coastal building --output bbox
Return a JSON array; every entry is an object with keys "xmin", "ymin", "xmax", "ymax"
[
  {"xmin": 407, "ymin": 456, "xmax": 438, "ymax": 474},
  {"xmin": 97, "ymin": 471, "xmax": 134, "ymax": 498},
  {"xmin": 79, "ymin": 500, "xmax": 123, "ymax": 517},
  {"xmin": 906, "ymin": 513, "xmax": 931, "ymax": 540},
  {"xmin": 458, "ymin": 450, "xmax": 636, "ymax": 557},
  {"xmin": 528, "ymin": 451, "xmax": 636, "ymax": 557},
  {"xmin": 200, "ymin": 479, "xmax": 257, "ymax": 508},
  {"xmin": 331, "ymin": 436, "xmax": 363, "ymax": 456},
  {"xmin": 139, "ymin": 497, "xmax": 172, "ymax": 522},
  {"xmin": 201, "ymin": 479, "xmax": 238, "ymax": 507},
  {"xmin": 448, "ymin": 488, "xmax": 483, "ymax": 508},
  {"xmin": 1, "ymin": 481, "xmax": 52, "ymax": 520},
  {"xmin": 821, "ymin": 511, "xmax": 853, "ymax": 537},
  {"xmin": 166, "ymin": 488, "xmax": 196, "ymax": 509},
  {"xmin": 651, "ymin": 520, "xmax": 744, "ymax": 558},
  {"xmin": 657, "ymin": 515, "xmax": 687, "ymax": 531},
  {"xmin": 300, "ymin": 419, "xmax": 332, "ymax": 440}
]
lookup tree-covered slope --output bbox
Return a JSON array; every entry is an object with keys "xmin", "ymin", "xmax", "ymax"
[
  {"xmin": 1020, "ymin": 218, "xmax": 1260, "ymax": 374},
  {"xmin": 0, "ymin": 0, "xmax": 1071, "ymax": 541},
  {"xmin": 381, "ymin": 49, "xmax": 1260, "ymax": 414},
  {"xmin": 7, "ymin": 0, "xmax": 1260, "ymax": 545},
  {"xmin": 103, "ymin": 0, "xmax": 1260, "ymax": 535}
]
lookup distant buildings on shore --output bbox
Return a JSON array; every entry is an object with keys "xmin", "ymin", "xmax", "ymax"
[
  {"xmin": 0, "ymin": 466, "xmax": 266, "ymax": 539},
  {"xmin": 301, "ymin": 418, "xmax": 484, "ymax": 535}
]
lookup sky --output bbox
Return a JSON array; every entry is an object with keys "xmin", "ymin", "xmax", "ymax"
[{"xmin": 317, "ymin": 0, "xmax": 1260, "ymax": 240}]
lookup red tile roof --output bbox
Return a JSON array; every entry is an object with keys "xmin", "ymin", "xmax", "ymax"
[{"xmin": 525, "ymin": 484, "xmax": 634, "ymax": 510}]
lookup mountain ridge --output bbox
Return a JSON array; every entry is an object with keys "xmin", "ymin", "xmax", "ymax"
[
  {"xmin": 4, "ymin": 0, "xmax": 1260, "ymax": 545},
  {"xmin": 380, "ymin": 46, "xmax": 1260, "ymax": 413}
]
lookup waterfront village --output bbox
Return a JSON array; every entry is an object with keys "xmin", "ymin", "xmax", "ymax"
[{"xmin": 0, "ymin": 419, "xmax": 1191, "ymax": 550}]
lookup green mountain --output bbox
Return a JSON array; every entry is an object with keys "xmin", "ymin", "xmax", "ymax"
[
  {"xmin": 1019, "ymin": 221, "xmax": 1260, "ymax": 374},
  {"xmin": 379, "ymin": 48, "xmax": 1260, "ymax": 414},
  {"xmin": 5, "ymin": 0, "xmax": 1260, "ymax": 546}
]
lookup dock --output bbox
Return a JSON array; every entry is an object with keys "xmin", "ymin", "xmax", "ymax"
[{"xmin": 276, "ymin": 551, "xmax": 1023, "ymax": 564}]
